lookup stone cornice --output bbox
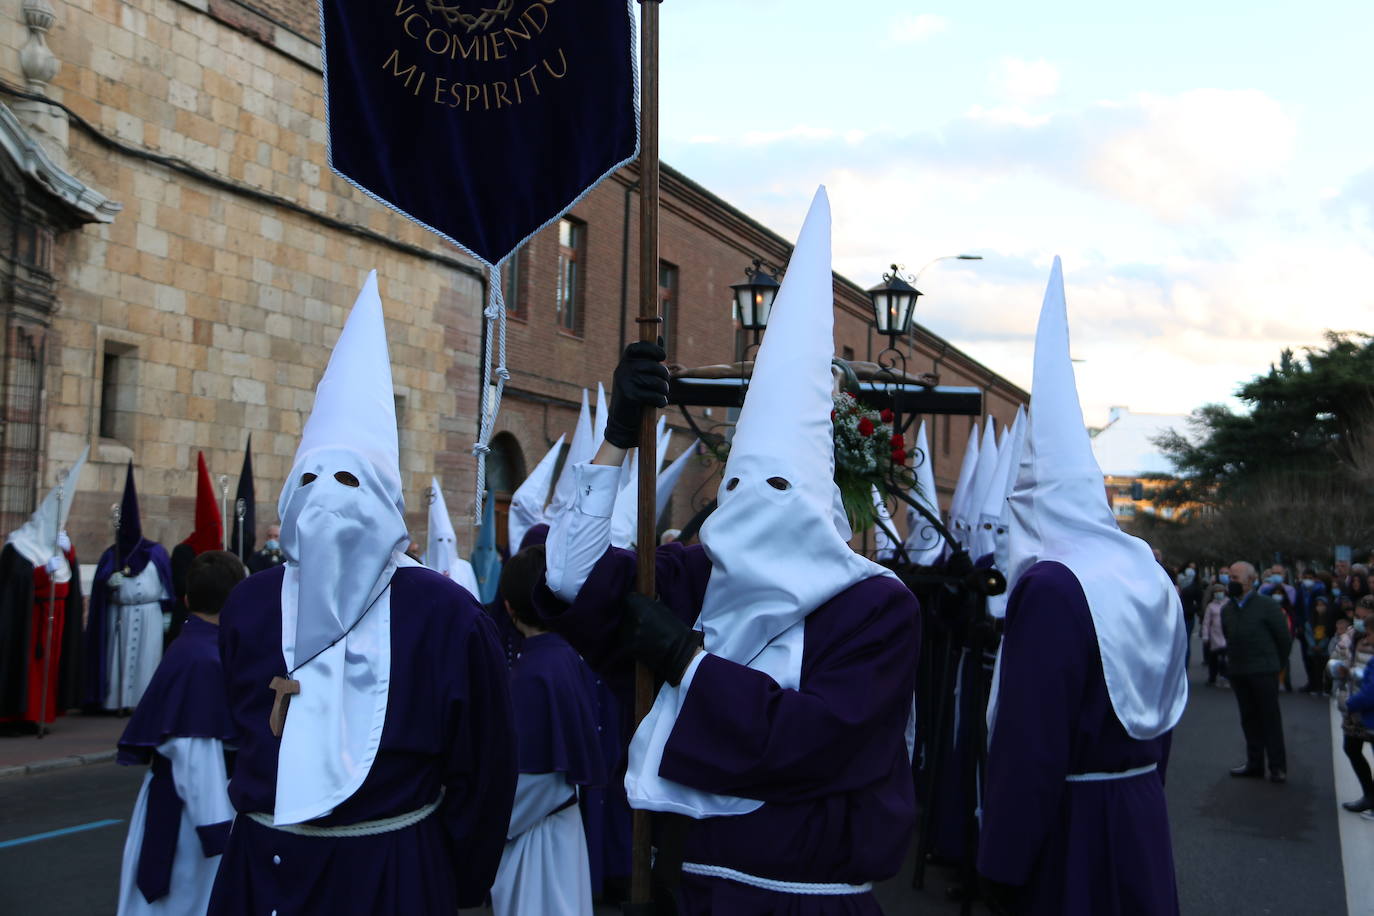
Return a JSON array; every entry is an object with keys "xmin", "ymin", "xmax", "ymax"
[{"xmin": 0, "ymin": 101, "xmax": 121, "ymax": 224}]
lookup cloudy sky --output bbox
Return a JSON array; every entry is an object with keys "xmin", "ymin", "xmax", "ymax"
[{"xmin": 656, "ymin": 0, "xmax": 1374, "ymax": 426}]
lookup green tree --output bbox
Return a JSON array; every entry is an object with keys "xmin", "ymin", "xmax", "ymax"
[{"xmin": 1152, "ymin": 332, "xmax": 1374, "ymax": 564}]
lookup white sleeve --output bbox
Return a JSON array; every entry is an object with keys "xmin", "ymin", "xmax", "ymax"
[
  {"xmin": 545, "ymin": 462, "xmax": 621, "ymax": 604},
  {"xmin": 506, "ymin": 771, "xmax": 573, "ymax": 839},
  {"xmin": 158, "ymin": 737, "xmax": 233, "ymax": 832}
]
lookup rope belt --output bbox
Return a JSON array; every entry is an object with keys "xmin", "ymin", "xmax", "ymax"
[
  {"xmin": 246, "ymin": 788, "xmax": 444, "ymax": 837},
  {"xmin": 1065, "ymin": 762, "xmax": 1158, "ymax": 783},
  {"xmin": 681, "ymin": 862, "xmax": 873, "ymax": 896}
]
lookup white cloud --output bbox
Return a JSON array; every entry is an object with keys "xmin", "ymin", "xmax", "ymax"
[
  {"xmin": 659, "ymin": 88, "xmax": 1350, "ymax": 420},
  {"xmin": 891, "ymin": 13, "xmax": 947, "ymax": 43},
  {"xmin": 991, "ymin": 57, "xmax": 1061, "ymax": 104},
  {"xmin": 1080, "ymin": 90, "xmax": 1296, "ymax": 223}
]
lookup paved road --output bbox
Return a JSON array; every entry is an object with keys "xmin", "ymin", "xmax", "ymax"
[
  {"xmin": 0, "ymin": 635, "xmax": 1347, "ymax": 915},
  {"xmin": 1166, "ymin": 637, "xmax": 1347, "ymax": 915}
]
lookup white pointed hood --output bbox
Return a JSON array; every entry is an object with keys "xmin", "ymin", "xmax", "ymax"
[
  {"xmin": 547, "ymin": 391, "xmax": 592, "ymax": 519},
  {"xmin": 625, "ymin": 187, "xmax": 896, "ymax": 819},
  {"xmin": 656, "ymin": 418, "xmax": 672, "ymax": 475},
  {"xmin": 655, "ymin": 439, "xmax": 697, "ymax": 525},
  {"xmin": 610, "ymin": 451, "xmax": 641, "ymax": 549},
  {"xmin": 974, "ymin": 407, "xmax": 1024, "ymax": 562},
  {"xmin": 997, "ymin": 257, "xmax": 1187, "ymax": 739},
  {"xmin": 427, "ymin": 477, "xmax": 480, "ymax": 598},
  {"xmin": 274, "ymin": 270, "xmax": 411, "ymax": 825},
  {"xmin": 982, "ymin": 406, "xmax": 1025, "ymax": 618},
  {"xmin": 593, "ymin": 381, "xmax": 609, "ymax": 447},
  {"xmin": 8, "ymin": 446, "xmax": 87, "ymax": 577},
  {"xmin": 902, "ymin": 423, "xmax": 944, "ymax": 564},
  {"xmin": 962, "ymin": 417, "xmax": 1000, "ymax": 559},
  {"xmin": 942, "ymin": 424, "xmax": 981, "ymax": 557},
  {"xmin": 508, "ymin": 435, "xmax": 564, "ymax": 550}
]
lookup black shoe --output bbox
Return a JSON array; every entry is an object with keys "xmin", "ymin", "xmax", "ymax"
[
  {"xmin": 1230, "ymin": 764, "xmax": 1264, "ymax": 778},
  {"xmin": 1342, "ymin": 797, "xmax": 1374, "ymax": 812},
  {"xmin": 1269, "ymin": 770, "xmax": 1287, "ymax": 783}
]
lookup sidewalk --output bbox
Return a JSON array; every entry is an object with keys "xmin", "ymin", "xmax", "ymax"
[{"xmin": 0, "ymin": 712, "xmax": 125, "ymax": 778}]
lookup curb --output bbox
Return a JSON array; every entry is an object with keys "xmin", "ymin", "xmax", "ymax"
[{"xmin": 0, "ymin": 750, "xmax": 115, "ymax": 779}]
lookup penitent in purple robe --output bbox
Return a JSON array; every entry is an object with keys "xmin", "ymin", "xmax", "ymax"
[
  {"xmin": 509, "ymin": 632, "xmax": 607, "ymax": 787},
  {"xmin": 207, "ymin": 565, "xmax": 517, "ymax": 915},
  {"xmin": 977, "ymin": 560, "xmax": 1178, "ymax": 916},
  {"xmin": 116, "ymin": 614, "xmax": 236, "ymax": 912},
  {"xmin": 534, "ymin": 542, "xmax": 921, "ymax": 914}
]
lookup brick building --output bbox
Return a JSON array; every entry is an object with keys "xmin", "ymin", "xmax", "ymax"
[{"xmin": 0, "ymin": 0, "xmax": 1026, "ymax": 559}]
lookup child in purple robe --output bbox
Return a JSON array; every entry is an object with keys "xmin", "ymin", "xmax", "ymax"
[
  {"xmin": 116, "ymin": 550, "xmax": 242, "ymax": 916},
  {"xmin": 490, "ymin": 545, "xmax": 607, "ymax": 916}
]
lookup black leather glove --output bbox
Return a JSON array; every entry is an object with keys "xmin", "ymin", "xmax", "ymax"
[
  {"xmin": 605, "ymin": 341, "xmax": 670, "ymax": 449},
  {"xmin": 618, "ymin": 592, "xmax": 702, "ymax": 686},
  {"xmin": 979, "ymin": 876, "xmax": 1025, "ymax": 915}
]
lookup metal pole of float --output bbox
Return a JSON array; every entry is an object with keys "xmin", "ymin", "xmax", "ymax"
[{"xmin": 630, "ymin": 0, "xmax": 663, "ymax": 910}]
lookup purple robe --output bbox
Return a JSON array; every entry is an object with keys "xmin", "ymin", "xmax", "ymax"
[
  {"xmin": 977, "ymin": 560, "xmax": 1178, "ymax": 915},
  {"xmin": 117, "ymin": 615, "xmax": 236, "ymax": 901},
  {"xmin": 83, "ymin": 541, "xmax": 175, "ymax": 707},
  {"xmin": 534, "ymin": 542, "xmax": 921, "ymax": 913},
  {"xmin": 207, "ymin": 565, "xmax": 517, "ymax": 914},
  {"xmin": 510, "ymin": 632, "xmax": 607, "ymax": 786}
]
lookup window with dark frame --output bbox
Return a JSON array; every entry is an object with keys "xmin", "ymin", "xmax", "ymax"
[
  {"xmin": 98, "ymin": 342, "xmax": 138, "ymax": 445},
  {"xmin": 99, "ymin": 352, "xmax": 120, "ymax": 439},
  {"xmin": 658, "ymin": 260, "xmax": 678, "ymax": 360},
  {"xmin": 501, "ymin": 244, "xmax": 525, "ymax": 318},
  {"xmin": 841, "ymin": 345, "xmax": 855, "ymax": 362},
  {"xmin": 555, "ymin": 218, "xmax": 585, "ymax": 334}
]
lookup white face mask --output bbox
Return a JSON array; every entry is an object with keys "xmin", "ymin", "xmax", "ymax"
[{"xmin": 280, "ymin": 446, "xmax": 408, "ymax": 663}]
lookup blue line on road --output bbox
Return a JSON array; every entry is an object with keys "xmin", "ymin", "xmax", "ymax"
[{"xmin": 0, "ymin": 819, "xmax": 122, "ymax": 849}]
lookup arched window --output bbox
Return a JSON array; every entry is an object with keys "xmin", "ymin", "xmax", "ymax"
[{"xmin": 485, "ymin": 432, "xmax": 526, "ymax": 553}]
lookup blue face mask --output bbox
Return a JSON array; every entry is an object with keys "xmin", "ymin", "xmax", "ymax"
[
  {"xmin": 1356, "ymin": 619, "xmax": 1367, "ymax": 636},
  {"xmin": 1218, "ymin": 573, "xmax": 1230, "ymax": 584},
  {"xmin": 1302, "ymin": 578, "xmax": 1315, "ymax": 588},
  {"xmin": 1334, "ymin": 589, "xmax": 1343, "ymax": 598},
  {"xmin": 265, "ymin": 539, "xmax": 280, "ymax": 551},
  {"xmin": 1268, "ymin": 574, "xmax": 1285, "ymax": 585}
]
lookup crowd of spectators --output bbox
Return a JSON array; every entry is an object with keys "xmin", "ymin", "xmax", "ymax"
[{"xmin": 1163, "ymin": 552, "xmax": 1374, "ymax": 812}]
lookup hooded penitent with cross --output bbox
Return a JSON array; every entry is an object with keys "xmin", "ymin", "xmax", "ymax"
[
  {"xmin": 977, "ymin": 259, "xmax": 1187, "ymax": 915},
  {"xmin": 207, "ymin": 272, "xmax": 516, "ymax": 915},
  {"xmin": 531, "ymin": 188, "xmax": 921, "ymax": 913}
]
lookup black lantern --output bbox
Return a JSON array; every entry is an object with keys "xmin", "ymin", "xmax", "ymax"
[
  {"xmin": 731, "ymin": 259, "xmax": 781, "ymax": 332},
  {"xmin": 867, "ymin": 265, "xmax": 922, "ymax": 338}
]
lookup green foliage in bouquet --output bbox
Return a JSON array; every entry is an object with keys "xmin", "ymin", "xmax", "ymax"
[{"xmin": 831, "ymin": 393, "xmax": 916, "ymax": 532}]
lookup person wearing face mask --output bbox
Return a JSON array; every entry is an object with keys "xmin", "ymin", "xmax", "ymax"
[
  {"xmin": 534, "ymin": 190, "xmax": 922, "ymax": 912},
  {"xmin": 1294, "ymin": 570, "xmax": 1328, "ymax": 693},
  {"xmin": 1221, "ymin": 560, "xmax": 1292, "ymax": 782},
  {"xmin": 1201, "ymin": 583, "xmax": 1229, "ymax": 687},
  {"xmin": 247, "ymin": 524, "xmax": 285, "ymax": 574},
  {"xmin": 208, "ymin": 273, "xmax": 517, "ymax": 915}
]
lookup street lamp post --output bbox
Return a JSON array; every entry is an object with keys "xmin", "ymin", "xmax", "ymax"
[{"xmin": 730, "ymin": 258, "xmax": 782, "ymax": 356}]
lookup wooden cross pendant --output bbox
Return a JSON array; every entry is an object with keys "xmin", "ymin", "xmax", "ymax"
[{"xmin": 268, "ymin": 676, "xmax": 300, "ymax": 738}]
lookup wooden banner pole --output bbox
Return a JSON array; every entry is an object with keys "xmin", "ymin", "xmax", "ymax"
[{"xmin": 630, "ymin": 0, "xmax": 662, "ymax": 908}]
